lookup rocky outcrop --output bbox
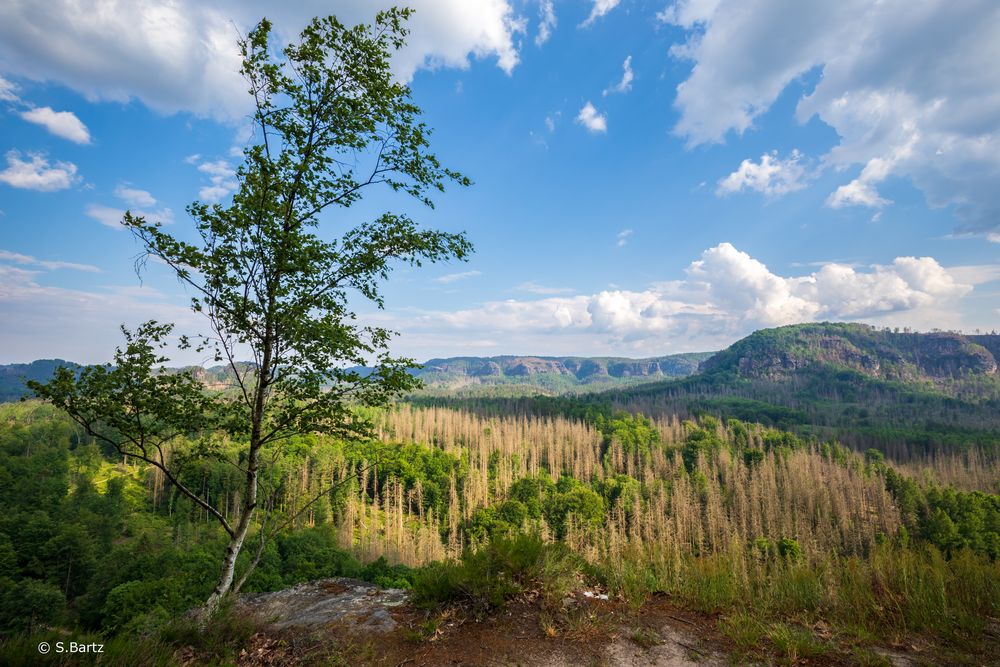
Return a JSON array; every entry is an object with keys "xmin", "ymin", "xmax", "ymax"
[
  {"xmin": 239, "ymin": 578, "xmax": 408, "ymax": 633},
  {"xmin": 912, "ymin": 333, "xmax": 997, "ymax": 377}
]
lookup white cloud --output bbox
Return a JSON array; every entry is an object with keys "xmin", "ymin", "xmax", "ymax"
[
  {"xmin": 86, "ymin": 203, "xmax": 173, "ymax": 229},
  {"xmin": 717, "ymin": 150, "xmax": 806, "ymax": 197},
  {"xmin": 617, "ymin": 229, "xmax": 633, "ymax": 247},
  {"xmin": 826, "ymin": 179, "xmax": 889, "ymax": 210},
  {"xmin": 434, "ymin": 270, "xmax": 482, "ymax": 284},
  {"xmin": 582, "ymin": 0, "xmax": 622, "ymax": 27},
  {"xmin": 0, "ymin": 249, "xmax": 100, "ymax": 273},
  {"xmin": 0, "ymin": 151, "xmax": 79, "ymax": 191},
  {"xmin": 377, "ymin": 243, "xmax": 979, "ymax": 356},
  {"xmin": 0, "ymin": 1, "xmax": 526, "ymax": 122},
  {"xmin": 19, "ymin": 106, "xmax": 90, "ymax": 144},
  {"xmin": 576, "ymin": 102, "xmax": 607, "ymax": 133},
  {"xmin": 0, "ymin": 75, "xmax": 19, "ymax": 102},
  {"xmin": 603, "ymin": 55, "xmax": 634, "ymax": 96},
  {"xmin": 195, "ymin": 159, "xmax": 238, "ymax": 201},
  {"xmin": 114, "ymin": 184, "xmax": 156, "ymax": 207},
  {"xmin": 987, "ymin": 233, "xmax": 1000, "ymax": 244},
  {"xmin": 0, "ymin": 263, "xmax": 198, "ymax": 364},
  {"xmin": 662, "ymin": 0, "xmax": 1000, "ymax": 233},
  {"xmin": 656, "ymin": 0, "xmax": 722, "ymax": 26},
  {"xmin": 516, "ymin": 281, "xmax": 573, "ymax": 295},
  {"xmin": 825, "ymin": 133, "xmax": 917, "ymax": 210},
  {"xmin": 536, "ymin": 0, "xmax": 557, "ymax": 46}
]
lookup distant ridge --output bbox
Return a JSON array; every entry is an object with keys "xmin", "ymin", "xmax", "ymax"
[
  {"xmin": 0, "ymin": 359, "xmax": 81, "ymax": 403},
  {"xmin": 413, "ymin": 353, "xmax": 712, "ymax": 390},
  {"xmin": 0, "ymin": 352, "xmax": 713, "ymax": 402}
]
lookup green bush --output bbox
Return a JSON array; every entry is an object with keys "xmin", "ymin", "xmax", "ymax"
[
  {"xmin": 411, "ymin": 533, "xmax": 580, "ymax": 613},
  {"xmin": 777, "ymin": 538, "xmax": 802, "ymax": 561},
  {"xmin": 0, "ymin": 577, "xmax": 65, "ymax": 633},
  {"xmin": 360, "ymin": 556, "xmax": 414, "ymax": 589},
  {"xmin": 276, "ymin": 526, "xmax": 362, "ymax": 585}
]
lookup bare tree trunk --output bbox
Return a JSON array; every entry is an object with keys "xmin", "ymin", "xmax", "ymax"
[
  {"xmin": 203, "ymin": 336, "xmax": 270, "ymax": 618},
  {"xmin": 203, "ymin": 467, "xmax": 258, "ymax": 616}
]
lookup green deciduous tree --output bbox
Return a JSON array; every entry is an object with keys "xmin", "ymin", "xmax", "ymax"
[{"xmin": 30, "ymin": 8, "xmax": 471, "ymax": 615}]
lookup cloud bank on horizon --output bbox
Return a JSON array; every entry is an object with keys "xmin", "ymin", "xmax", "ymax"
[
  {"xmin": 0, "ymin": 0, "xmax": 998, "ymax": 363},
  {"xmin": 374, "ymin": 242, "xmax": 982, "ymax": 359}
]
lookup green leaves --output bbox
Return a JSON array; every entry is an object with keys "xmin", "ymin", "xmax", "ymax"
[{"xmin": 33, "ymin": 9, "xmax": 474, "ymax": 604}]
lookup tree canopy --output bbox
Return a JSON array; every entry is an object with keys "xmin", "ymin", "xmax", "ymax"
[{"xmin": 31, "ymin": 8, "xmax": 472, "ymax": 614}]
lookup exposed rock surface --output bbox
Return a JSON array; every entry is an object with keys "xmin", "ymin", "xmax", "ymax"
[
  {"xmin": 599, "ymin": 624, "xmax": 726, "ymax": 666},
  {"xmin": 239, "ymin": 578, "xmax": 408, "ymax": 633}
]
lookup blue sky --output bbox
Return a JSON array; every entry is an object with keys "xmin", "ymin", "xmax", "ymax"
[{"xmin": 1, "ymin": 0, "xmax": 999, "ymax": 364}]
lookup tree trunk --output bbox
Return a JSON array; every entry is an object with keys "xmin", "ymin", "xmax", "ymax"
[
  {"xmin": 203, "ymin": 328, "xmax": 272, "ymax": 618},
  {"xmin": 202, "ymin": 464, "xmax": 257, "ymax": 617}
]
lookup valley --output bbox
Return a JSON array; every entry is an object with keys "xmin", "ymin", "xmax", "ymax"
[{"xmin": 2, "ymin": 323, "xmax": 999, "ymax": 665}]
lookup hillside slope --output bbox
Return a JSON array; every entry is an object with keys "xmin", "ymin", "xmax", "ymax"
[
  {"xmin": 0, "ymin": 359, "xmax": 81, "ymax": 403},
  {"xmin": 606, "ymin": 323, "xmax": 1000, "ymax": 455},
  {"xmin": 413, "ymin": 352, "xmax": 711, "ymax": 392},
  {"xmin": 700, "ymin": 322, "xmax": 998, "ymax": 382}
]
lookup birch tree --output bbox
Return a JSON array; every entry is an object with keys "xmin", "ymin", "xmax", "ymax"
[{"xmin": 30, "ymin": 8, "xmax": 471, "ymax": 615}]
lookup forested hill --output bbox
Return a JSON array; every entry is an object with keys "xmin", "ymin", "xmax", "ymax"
[
  {"xmin": 411, "ymin": 352, "xmax": 712, "ymax": 391},
  {"xmin": 0, "ymin": 360, "xmax": 80, "ymax": 403},
  {"xmin": 699, "ymin": 322, "xmax": 1000, "ymax": 382},
  {"xmin": 0, "ymin": 352, "xmax": 713, "ymax": 403},
  {"xmin": 600, "ymin": 323, "xmax": 1000, "ymax": 456}
]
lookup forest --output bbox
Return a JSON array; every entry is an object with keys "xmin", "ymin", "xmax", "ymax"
[{"xmin": 1, "ymin": 379, "xmax": 999, "ymax": 664}]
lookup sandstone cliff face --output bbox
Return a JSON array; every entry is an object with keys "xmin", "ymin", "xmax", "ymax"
[
  {"xmin": 911, "ymin": 333, "xmax": 998, "ymax": 378},
  {"xmin": 700, "ymin": 323, "xmax": 999, "ymax": 383}
]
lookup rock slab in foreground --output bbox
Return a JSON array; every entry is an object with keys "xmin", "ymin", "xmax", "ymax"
[{"xmin": 239, "ymin": 578, "xmax": 408, "ymax": 633}]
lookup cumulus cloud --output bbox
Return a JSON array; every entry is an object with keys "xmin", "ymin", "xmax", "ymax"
[
  {"xmin": 381, "ymin": 243, "xmax": 977, "ymax": 356},
  {"xmin": 19, "ymin": 106, "xmax": 90, "ymax": 144},
  {"xmin": 536, "ymin": 0, "xmax": 557, "ymax": 46},
  {"xmin": 0, "ymin": 75, "xmax": 17, "ymax": 102},
  {"xmin": 717, "ymin": 150, "xmax": 806, "ymax": 197},
  {"xmin": 0, "ymin": 1, "xmax": 526, "ymax": 122},
  {"xmin": 85, "ymin": 203, "xmax": 173, "ymax": 229},
  {"xmin": 825, "ymin": 133, "xmax": 916, "ymax": 211},
  {"xmin": 0, "ymin": 150, "xmax": 79, "ymax": 191},
  {"xmin": 582, "ymin": 0, "xmax": 622, "ymax": 27},
  {"xmin": 195, "ymin": 159, "xmax": 238, "ymax": 201},
  {"xmin": 85, "ymin": 184, "xmax": 171, "ymax": 229},
  {"xmin": 114, "ymin": 184, "xmax": 156, "ymax": 207},
  {"xmin": 603, "ymin": 55, "xmax": 634, "ymax": 96},
  {"xmin": 0, "ymin": 249, "xmax": 100, "ymax": 273},
  {"xmin": 434, "ymin": 270, "xmax": 482, "ymax": 284},
  {"xmin": 576, "ymin": 102, "xmax": 607, "ymax": 133},
  {"xmin": 617, "ymin": 229, "xmax": 633, "ymax": 247},
  {"xmin": 661, "ymin": 0, "xmax": 1000, "ymax": 233}
]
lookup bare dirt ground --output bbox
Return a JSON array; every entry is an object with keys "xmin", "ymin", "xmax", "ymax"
[{"xmin": 227, "ymin": 578, "xmax": 998, "ymax": 667}]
